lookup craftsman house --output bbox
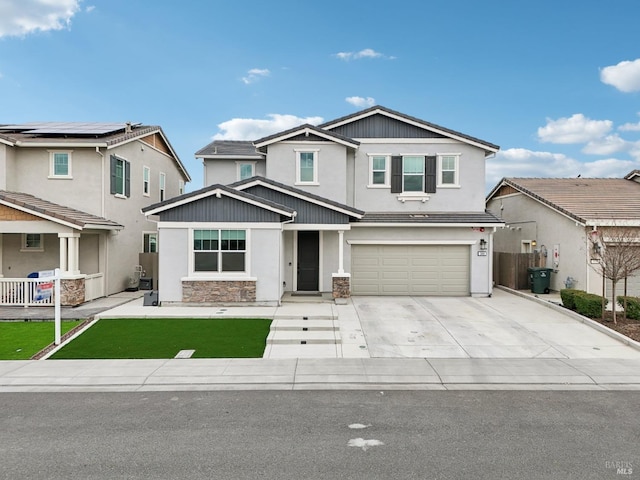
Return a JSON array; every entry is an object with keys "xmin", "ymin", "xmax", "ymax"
[{"xmin": 0, "ymin": 122, "xmax": 190, "ymax": 305}]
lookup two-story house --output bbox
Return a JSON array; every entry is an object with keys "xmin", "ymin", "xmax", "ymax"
[
  {"xmin": 143, "ymin": 106, "xmax": 502, "ymax": 305},
  {"xmin": 0, "ymin": 122, "xmax": 190, "ymax": 305}
]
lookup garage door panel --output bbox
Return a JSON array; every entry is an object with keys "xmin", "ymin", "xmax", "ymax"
[{"xmin": 351, "ymin": 244, "xmax": 470, "ymax": 296}]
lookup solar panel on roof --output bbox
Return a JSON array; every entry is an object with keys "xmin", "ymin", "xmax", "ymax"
[{"xmin": 0, "ymin": 122, "xmax": 140, "ymax": 135}]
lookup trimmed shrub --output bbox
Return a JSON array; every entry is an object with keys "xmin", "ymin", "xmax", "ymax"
[
  {"xmin": 560, "ymin": 289, "xmax": 584, "ymax": 311},
  {"xmin": 574, "ymin": 292, "xmax": 608, "ymax": 318},
  {"xmin": 617, "ymin": 296, "xmax": 640, "ymax": 320}
]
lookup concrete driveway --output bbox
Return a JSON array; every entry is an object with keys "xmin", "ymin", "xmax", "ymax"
[{"xmin": 351, "ymin": 289, "xmax": 640, "ymax": 359}]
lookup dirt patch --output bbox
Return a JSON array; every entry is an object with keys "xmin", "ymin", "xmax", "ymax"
[{"xmin": 587, "ymin": 311, "xmax": 640, "ymax": 343}]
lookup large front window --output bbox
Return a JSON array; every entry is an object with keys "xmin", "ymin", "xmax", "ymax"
[
  {"xmin": 193, "ymin": 229, "xmax": 246, "ymax": 273},
  {"xmin": 403, "ymin": 156, "xmax": 425, "ymax": 192}
]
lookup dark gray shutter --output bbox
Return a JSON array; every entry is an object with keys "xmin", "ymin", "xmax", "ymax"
[
  {"xmin": 390, "ymin": 156, "xmax": 402, "ymax": 193},
  {"xmin": 425, "ymin": 156, "xmax": 436, "ymax": 193},
  {"xmin": 110, "ymin": 155, "xmax": 117, "ymax": 194},
  {"xmin": 125, "ymin": 160, "xmax": 131, "ymax": 197}
]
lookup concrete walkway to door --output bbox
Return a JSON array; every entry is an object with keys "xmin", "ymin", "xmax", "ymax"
[{"xmin": 352, "ymin": 289, "xmax": 640, "ymax": 359}]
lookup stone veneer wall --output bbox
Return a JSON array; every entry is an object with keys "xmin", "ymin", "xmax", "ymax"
[
  {"xmin": 61, "ymin": 278, "xmax": 85, "ymax": 306},
  {"xmin": 182, "ymin": 280, "xmax": 257, "ymax": 303},
  {"xmin": 332, "ymin": 275, "xmax": 350, "ymax": 299}
]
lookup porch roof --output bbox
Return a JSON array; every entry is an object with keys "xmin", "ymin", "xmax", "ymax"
[
  {"xmin": 354, "ymin": 211, "xmax": 504, "ymax": 226},
  {"xmin": 0, "ymin": 190, "xmax": 123, "ymax": 230}
]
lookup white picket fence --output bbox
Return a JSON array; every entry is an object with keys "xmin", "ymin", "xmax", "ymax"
[{"xmin": 0, "ymin": 278, "xmax": 55, "ymax": 306}]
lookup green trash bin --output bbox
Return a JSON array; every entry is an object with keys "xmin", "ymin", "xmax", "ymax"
[{"xmin": 528, "ymin": 267, "xmax": 553, "ymax": 294}]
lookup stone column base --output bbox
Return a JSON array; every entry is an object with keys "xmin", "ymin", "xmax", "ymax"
[
  {"xmin": 61, "ymin": 277, "xmax": 85, "ymax": 306},
  {"xmin": 332, "ymin": 274, "xmax": 351, "ymax": 302}
]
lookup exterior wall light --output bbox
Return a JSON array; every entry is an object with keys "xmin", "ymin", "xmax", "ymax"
[{"xmin": 479, "ymin": 239, "xmax": 487, "ymax": 250}]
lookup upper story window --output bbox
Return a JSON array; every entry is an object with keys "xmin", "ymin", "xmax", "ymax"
[
  {"xmin": 295, "ymin": 149, "xmax": 319, "ymax": 185},
  {"xmin": 237, "ymin": 162, "xmax": 255, "ymax": 181},
  {"xmin": 143, "ymin": 166, "xmax": 150, "ymax": 196},
  {"xmin": 49, "ymin": 151, "xmax": 72, "ymax": 179},
  {"xmin": 193, "ymin": 229, "xmax": 246, "ymax": 273},
  {"xmin": 110, "ymin": 155, "xmax": 130, "ymax": 198},
  {"xmin": 21, "ymin": 233, "xmax": 44, "ymax": 252},
  {"xmin": 143, "ymin": 232, "xmax": 157, "ymax": 253},
  {"xmin": 368, "ymin": 155, "xmax": 390, "ymax": 187},
  {"xmin": 178, "ymin": 179, "xmax": 185, "ymax": 195},
  {"xmin": 390, "ymin": 155, "xmax": 437, "ymax": 194},
  {"xmin": 438, "ymin": 154, "xmax": 460, "ymax": 187},
  {"xmin": 159, "ymin": 172, "xmax": 166, "ymax": 201}
]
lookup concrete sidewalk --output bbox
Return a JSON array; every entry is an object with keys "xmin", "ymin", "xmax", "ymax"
[{"xmin": 1, "ymin": 357, "xmax": 639, "ymax": 392}]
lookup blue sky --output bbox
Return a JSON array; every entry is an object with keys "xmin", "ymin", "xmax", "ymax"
[{"xmin": 2, "ymin": 0, "xmax": 640, "ymax": 192}]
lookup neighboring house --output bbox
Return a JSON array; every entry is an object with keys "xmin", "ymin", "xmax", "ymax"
[
  {"xmin": 486, "ymin": 173, "xmax": 640, "ymax": 296},
  {"xmin": 144, "ymin": 106, "xmax": 502, "ymax": 305},
  {"xmin": 0, "ymin": 122, "xmax": 190, "ymax": 305}
]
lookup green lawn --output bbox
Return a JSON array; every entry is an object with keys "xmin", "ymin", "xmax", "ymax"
[
  {"xmin": 49, "ymin": 318, "xmax": 272, "ymax": 359},
  {"xmin": 0, "ymin": 321, "xmax": 81, "ymax": 360}
]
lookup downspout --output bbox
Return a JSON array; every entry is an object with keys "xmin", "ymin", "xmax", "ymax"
[
  {"xmin": 96, "ymin": 146, "xmax": 108, "ymax": 293},
  {"xmin": 96, "ymin": 147, "xmax": 105, "ymax": 218}
]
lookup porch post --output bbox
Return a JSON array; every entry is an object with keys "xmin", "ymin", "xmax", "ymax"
[
  {"xmin": 337, "ymin": 230, "xmax": 345, "ymax": 274},
  {"xmin": 59, "ymin": 235, "xmax": 68, "ymax": 274},
  {"xmin": 68, "ymin": 234, "xmax": 80, "ymax": 275}
]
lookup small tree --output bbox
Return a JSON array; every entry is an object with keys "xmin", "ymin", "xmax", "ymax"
[{"xmin": 589, "ymin": 227, "xmax": 640, "ymax": 324}]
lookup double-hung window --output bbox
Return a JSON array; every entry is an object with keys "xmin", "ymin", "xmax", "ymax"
[
  {"xmin": 295, "ymin": 150, "xmax": 318, "ymax": 184},
  {"xmin": 143, "ymin": 233, "xmax": 157, "ymax": 253},
  {"xmin": 237, "ymin": 162, "xmax": 255, "ymax": 181},
  {"xmin": 110, "ymin": 155, "xmax": 130, "ymax": 197},
  {"xmin": 21, "ymin": 233, "xmax": 44, "ymax": 252},
  {"xmin": 390, "ymin": 155, "xmax": 437, "ymax": 194},
  {"xmin": 49, "ymin": 151, "xmax": 72, "ymax": 178},
  {"xmin": 159, "ymin": 172, "xmax": 166, "ymax": 201},
  {"xmin": 438, "ymin": 154, "xmax": 459, "ymax": 187},
  {"xmin": 193, "ymin": 229, "xmax": 246, "ymax": 273},
  {"xmin": 143, "ymin": 166, "xmax": 150, "ymax": 196},
  {"xmin": 368, "ymin": 155, "xmax": 390, "ymax": 187}
]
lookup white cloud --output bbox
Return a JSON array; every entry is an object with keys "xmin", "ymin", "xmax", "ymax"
[
  {"xmin": 346, "ymin": 96, "xmax": 376, "ymax": 108},
  {"xmin": 619, "ymin": 113, "xmax": 640, "ymax": 132},
  {"xmin": 486, "ymin": 148, "xmax": 639, "ymax": 190},
  {"xmin": 582, "ymin": 134, "xmax": 628, "ymax": 155},
  {"xmin": 241, "ymin": 68, "xmax": 270, "ymax": 85},
  {"xmin": 86, "ymin": 5, "xmax": 95, "ymax": 13},
  {"xmin": 537, "ymin": 113, "xmax": 612, "ymax": 144},
  {"xmin": 213, "ymin": 114, "xmax": 324, "ymax": 140},
  {"xmin": 600, "ymin": 58, "xmax": 640, "ymax": 93},
  {"xmin": 334, "ymin": 48, "xmax": 395, "ymax": 61},
  {"xmin": 0, "ymin": 0, "xmax": 81, "ymax": 37}
]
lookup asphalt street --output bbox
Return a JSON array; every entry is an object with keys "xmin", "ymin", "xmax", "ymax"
[{"xmin": 1, "ymin": 391, "xmax": 638, "ymax": 479}]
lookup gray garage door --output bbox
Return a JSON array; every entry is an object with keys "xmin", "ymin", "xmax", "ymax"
[{"xmin": 351, "ymin": 244, "xmax": 470, "ymax": 296}]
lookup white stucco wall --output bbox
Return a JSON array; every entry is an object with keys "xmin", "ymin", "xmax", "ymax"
[
  {"xmin": 265, "ymin": 142, "xmax": 348, "ymax": 203},
  {"xmin": 157, "ymin": 227, "xmax": 189, "ymax": 302},
  {"xmin": 352, "ymin": 141, "xmax": 488, "ymax": 213},
  {"xmin": 203, "ymin": 159, "xmax": 266, "ymax": 186}
]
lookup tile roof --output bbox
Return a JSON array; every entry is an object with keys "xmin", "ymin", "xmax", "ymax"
[
  {"xmin": 0, "ymin": 191, "xmax": 123, "ymax": 230},
  {"xmin": 356, "ymin": 211, "xmax": 504, "ymax": 224},
  {"xmin": 494, "ymin": 177, "xmax": 640, "ymax": 223},
  {"xmin": 195, "ymin": 140, "xmax": 262, "ymax": 157}
]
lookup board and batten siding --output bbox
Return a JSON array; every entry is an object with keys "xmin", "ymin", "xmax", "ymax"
[
  {"xmin": 327, "ymin": 114, "xmax": 446, "ymax": 139},
  {"xmin": 243, "ymin": 185, "xmax": 352, "ymax": 224},
  {"xmin": 158, "ymin": 195, "xmax": 283, "ymax": 223}
]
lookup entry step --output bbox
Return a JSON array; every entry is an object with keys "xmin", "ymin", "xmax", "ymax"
[{"xmin": 266, "ymin": 330, "xmax": 341, "ymax": 345}]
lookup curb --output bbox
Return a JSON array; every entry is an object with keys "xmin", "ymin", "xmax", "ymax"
[{"xmin": 497, "ymin": 286, "xmax": 640, "ymax": 352}]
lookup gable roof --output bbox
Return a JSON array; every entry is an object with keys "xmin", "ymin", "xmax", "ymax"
[
  {"xmin": 0, "ymin": 122, "xmax": 191, "ymax": 182},
  {"xmin": 195, "ymin": 140, "xmax": 262, "ymax": 159},
  {"xmin": 253, "ymin": 124, "xmax": 360, "ymax": 149},
  {"xmin": 142, "ymin": 183, "xmax": 296, "ymax": 218},
  {"xmin": 0, "ymin": 190, "xmax": 123, "ymax": 230},
  {"xmin": 487, "ymin": 177, "xmax": 640, "ymax": 225},
  {"xmin": 230, "ymin": 176, "xmax": 365, "ymax": 219},
  {"xmin": 319, "ymin": 105, "xmax": 500, "ymax": 155}
]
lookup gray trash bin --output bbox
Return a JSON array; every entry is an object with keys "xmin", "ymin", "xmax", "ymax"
[{"xmin": 143, "ymin": 291, "xmax": 159, "ymax": 306}]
